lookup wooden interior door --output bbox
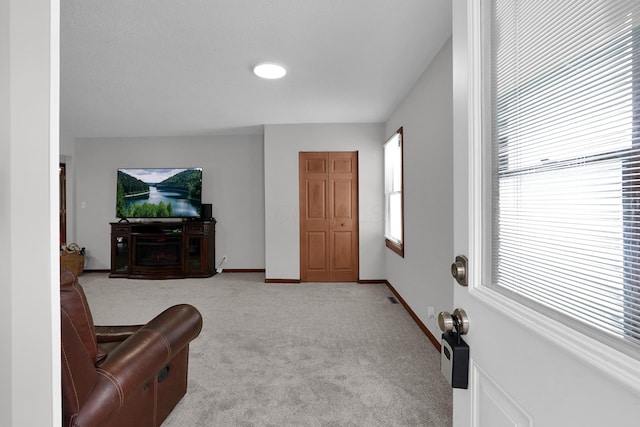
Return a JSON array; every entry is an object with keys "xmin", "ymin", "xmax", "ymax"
[
  {"xmin": 300, "ymin": 152, "xmax": 359, "ymax": 282},
  {"xmin": 60, "ymin": 163, "xmax": 67, "ymax": 245}
]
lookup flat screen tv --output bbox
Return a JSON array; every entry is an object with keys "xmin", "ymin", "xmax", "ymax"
[{"xmin": 116, "ymin": 168, "xmax": 202, "ymax": 219}]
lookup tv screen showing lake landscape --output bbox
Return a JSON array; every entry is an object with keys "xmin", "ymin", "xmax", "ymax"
[{"xmin": 116, "ymin": 168, "xmax": 202, "ymax": 218}]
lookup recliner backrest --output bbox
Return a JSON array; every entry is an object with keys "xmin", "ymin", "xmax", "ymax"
[
  {"xmin": 60, "ymin": 270, "xmax": 101, "ymax": 425},
  {"xmin": 60, "ymin": 270, "xmax": 99, "ymax": 362}
]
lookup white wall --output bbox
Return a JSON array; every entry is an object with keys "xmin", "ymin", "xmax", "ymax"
[
  {"xmin": 264, "ymin": 123, "xmax": 385, "ymax": 281},
  {"xmin": 2, "ymin": 0, "xmax": 60, "ymax": 425},
  {"xmin": 0, "ymin": 0, "xmax": 10, "ymax": 419},
  {"xmin": 384, "ymin": 38, "xmax": 454, "ymax": 337},
  {"xmin": 60, "ymin": 134, "xmax": 75, "ymax": 156},
  {"xmin": 75, "ymin": 135, "xmax": 265, "ymax": 270}
]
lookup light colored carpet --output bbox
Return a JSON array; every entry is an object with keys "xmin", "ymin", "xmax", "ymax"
[{"xmin": 79, "ymin": 272, "xmax": 452, "ymax": 426}]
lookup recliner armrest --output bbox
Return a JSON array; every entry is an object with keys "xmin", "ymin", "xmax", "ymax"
[
  {"xmin": 95, "ymin": 325, "xmax": 142, "ymax": 343},
  {"xmin": 72, "ymin": 304, "xmax": 202, "ymax": 427}
]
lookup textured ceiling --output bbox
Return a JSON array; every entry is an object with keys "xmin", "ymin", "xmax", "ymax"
[{"xmin": 61, "ymin": 0, "xmax": 452, "ymax": 138}]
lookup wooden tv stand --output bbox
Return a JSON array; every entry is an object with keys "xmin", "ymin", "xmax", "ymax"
[{"xmin": 109, "ymin": 220, "xmax": 216, "ymax": 279}]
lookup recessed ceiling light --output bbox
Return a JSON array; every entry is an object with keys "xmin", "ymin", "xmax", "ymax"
[{"xmin": 253, "ymin": 63, "xmax": 287, "ymax": 79}]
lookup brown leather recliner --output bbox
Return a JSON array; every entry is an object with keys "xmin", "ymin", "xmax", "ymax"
[{"xmin": 60, "ymin": 270, "xmax": 203, "ymax": 427}]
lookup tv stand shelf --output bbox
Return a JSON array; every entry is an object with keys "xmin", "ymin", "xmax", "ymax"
[{"xmin": 110, "ymin": 220, "xmax": 216, "ymax": 279}]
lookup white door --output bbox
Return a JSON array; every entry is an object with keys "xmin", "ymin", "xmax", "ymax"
[{"xmin": 452, "ymin": 2, "xmax": 640, "ymax": 426}]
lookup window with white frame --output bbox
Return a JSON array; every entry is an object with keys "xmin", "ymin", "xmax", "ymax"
[
  {"xmin": 489, "ymin": 0, "xmax": 640, "ymax": 355},
  {"xmin": 384, "ymin": 128, "xmax": 404, "ymax": 257}
]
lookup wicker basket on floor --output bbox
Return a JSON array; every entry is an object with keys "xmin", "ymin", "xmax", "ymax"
[{"xmin": 60, "ymin": 251, "xmax": 85, "ymax": 277}]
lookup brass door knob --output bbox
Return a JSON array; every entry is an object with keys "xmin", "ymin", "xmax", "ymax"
[{"xmin": 438, "ymin": 308, "xmax": 469, "ymax": 335}]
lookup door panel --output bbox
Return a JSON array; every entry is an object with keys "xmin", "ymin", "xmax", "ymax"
[
  {"xmin": 307, "ymin": 232, "xmax": 327, "ymax": 270},
  {"xmin": 306, "ymin": 158, "xmax": 327, "ymax": 173},
  {"xmin": 300, "ymin": 153, "xmax": 331, "ymax": 281},
  {"xmin": 332, "ymin": 180, "xmax": 352, "ymax": 218},
  {"xmin": 328, "ymin": 152, "xmax": 358, "ymax": 281},
  {"xmin": 332, "ymin": 231, "xmax": 352, "ymax": 269},
  {"xmin": 306, "ymin": 180, "xmax": 327, "ymax": 219},
  {"xmin": 474, "ymin": 366, "xmax": 531, "ymax": 427},
  {"xmin": 452, "ymin": 2, "xmax": 640, "ymax": 426},
  {"xmin": 332, "ymin": 157, "xmax": 352, "ymax": 173},
  {"xmin": 300, "ymin": 152, "xmax": 358, "ymax": 282}
]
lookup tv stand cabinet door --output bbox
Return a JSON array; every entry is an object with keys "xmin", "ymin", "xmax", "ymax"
[
  {"xmin": 186, "ymin": 235, "xmax": 206, "ymax": 275},
  {"xmin": 110, "ymin": 224, "xmax": 131, "ymax": 277},
  {"xmin": 185, "ymin": 221, "xmax": 216, "ymax": 277}
]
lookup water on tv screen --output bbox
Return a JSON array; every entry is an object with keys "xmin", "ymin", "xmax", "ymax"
[{"xmin": 116, "ymin": 168, "xmax": 202, "ymax": 219}]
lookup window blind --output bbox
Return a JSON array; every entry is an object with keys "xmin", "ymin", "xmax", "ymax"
[{"xmin": 490, "ymin": 0, "xmax": 640, "ymax": 352}]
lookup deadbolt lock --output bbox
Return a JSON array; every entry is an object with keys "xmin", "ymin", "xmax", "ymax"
[{"xmin": 451, "ymin": 255, "xmax": 468, "ymax": 286}]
